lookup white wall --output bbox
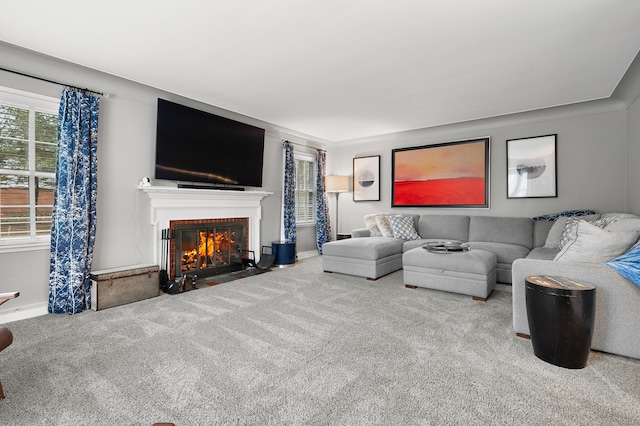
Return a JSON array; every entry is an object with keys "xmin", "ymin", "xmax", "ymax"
[
  {"xmin": 326, "ymin": 100, "xmax": 629, "ymax": 234},
  {"xmin": 0, "ymin": 43, "xmax": 322, "ymax": 316}
]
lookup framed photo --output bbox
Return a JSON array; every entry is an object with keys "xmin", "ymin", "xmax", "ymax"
[
  {"xmin": 392, "ymin": 137, "xmax": 490, "ymax": 208},
  {"xmin": 507, "ymin": 134, "xmax": 557, "ymax": 198},
  {"xmin": 353, "ymin": 155, "xmax": 380, "ymax": 201}
]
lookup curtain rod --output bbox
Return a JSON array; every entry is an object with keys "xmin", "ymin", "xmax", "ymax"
[
  {"xmin": 0, "ymin": 66, "xmax": 105, "ymax": 97},
  {"xmin": 283, "ymin": 140, "xmax": 325, "ymax": 153}
]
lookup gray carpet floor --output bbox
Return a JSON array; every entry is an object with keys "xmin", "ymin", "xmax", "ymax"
[{"xmin": 1, "ymin": 256, "xmax": 639, "ymax": 425}]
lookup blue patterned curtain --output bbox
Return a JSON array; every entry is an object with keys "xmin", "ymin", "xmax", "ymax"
[
  {"xmin": 283, "ymin": 141, "xmax": 296, "ymax": 243},
  {"xmin": 315, "ymin": 150, "xmax": 332, "ymax": 253},
  {"xmin": 49, "ymin": 88, "xmax": 100, "ymax": 314}
]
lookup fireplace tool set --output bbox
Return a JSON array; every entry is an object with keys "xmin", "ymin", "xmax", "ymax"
[
  {"xmin": 159, "ymin": 228, "xmax": 172, "ymax": 292},
  {"xmin": 160, "ymin": 228, "xmax": 198, "ymax": 295}
]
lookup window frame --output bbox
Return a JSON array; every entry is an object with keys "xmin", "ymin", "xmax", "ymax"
[
  {"xmin": 0, "ymin": 86, "xmax": 59, "ymax": 252},
  {"xmin": 293, "ymin": 152, "xmax": 316, "ymax": 226}
]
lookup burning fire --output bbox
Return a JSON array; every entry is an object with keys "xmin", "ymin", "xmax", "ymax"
[{"xmin": 182, "ymin": 230, "xmax": 236, "ymax": 271}]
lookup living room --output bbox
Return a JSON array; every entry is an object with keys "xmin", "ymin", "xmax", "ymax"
[
  {"xmin": 0, "ymin": 2, "xmax": 639, "ymax": 424},
  {"xmin": 0, "ymin": 14, "xmax": 639, "ymax": 318}
]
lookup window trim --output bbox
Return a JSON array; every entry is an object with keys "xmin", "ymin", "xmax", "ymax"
[{"xmin": 0, "ymin": 85, "xmax": 58, "ymax": 249}]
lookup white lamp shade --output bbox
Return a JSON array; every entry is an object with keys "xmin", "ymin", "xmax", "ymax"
[{"xmin": 325, "ymin": 175, "xmax": 350, "ymax": 193}]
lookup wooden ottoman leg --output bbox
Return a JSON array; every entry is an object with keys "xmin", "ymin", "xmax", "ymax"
[
  {"xmin": 0, "ymin": 379, "xmax": 5, "ymax": 399},
  {"xmin": 405, "ymin": 285, "xmax": 417, "ymax": 289}
]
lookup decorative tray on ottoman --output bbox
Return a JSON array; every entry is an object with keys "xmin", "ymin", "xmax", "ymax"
[{"xmin": 423, "ymin": 241, "xmax": 470, "ymax": 253}]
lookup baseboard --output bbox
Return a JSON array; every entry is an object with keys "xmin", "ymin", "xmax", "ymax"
[
  {"xmin": 0, "ymin": 302, "xmax": 48, "ymax": 324},
  {"xmin": 297, "ymin": 250, "xmax": 319, "ymax": 259}
]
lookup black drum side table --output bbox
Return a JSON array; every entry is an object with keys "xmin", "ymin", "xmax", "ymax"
[{"xmin": 525, "ymin": 275, "xmax": 596, "ymax": 369}]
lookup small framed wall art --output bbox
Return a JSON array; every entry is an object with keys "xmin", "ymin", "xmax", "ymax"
[
  {"xmin": 353, "ymin": 155, "xmax": 380, "ymax": 201},
  {"xmin": 507, "ymin": 134, "xmax": 557, "ymax": 198}
]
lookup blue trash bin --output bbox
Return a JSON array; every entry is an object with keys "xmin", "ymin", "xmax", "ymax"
[{"xmin": 272, "ymin": 241, "xmax": 296, "ymax": 267}]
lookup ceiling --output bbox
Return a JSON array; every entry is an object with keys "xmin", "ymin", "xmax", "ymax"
[{"xmin": 1, "ymin": 1, "xmax": 639, "ymax": 142}]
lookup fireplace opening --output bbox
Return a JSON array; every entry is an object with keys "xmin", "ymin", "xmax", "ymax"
[{"xmin": 169, "ymin": 218, "xmax": 249, "ymax": 280}]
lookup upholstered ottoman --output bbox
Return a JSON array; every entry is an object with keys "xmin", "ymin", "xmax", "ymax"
[
  {"xmin": 322, "ymin": 237, "xmax": 404, "ymax": 280},
  {"xmin": 403, "ymin": 246, "xmax": 497, "ymax": 300}
]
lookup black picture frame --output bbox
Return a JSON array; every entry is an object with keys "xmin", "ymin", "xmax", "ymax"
[
  {"xmin": 391, "ymin": 137, "xmax": 490, "ymax": 208},
  {"xmin": 507, "ymin": 134, "xmax": 557, "ymax": 198},
  {"xmin": 353, "ymin": 155, "xmax": 381, "ymax": 201}
]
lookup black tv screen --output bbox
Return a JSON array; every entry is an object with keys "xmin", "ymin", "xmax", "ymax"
[{"xmin": 155, "ymin": 99, "xmax": 265, "ymax": 187}]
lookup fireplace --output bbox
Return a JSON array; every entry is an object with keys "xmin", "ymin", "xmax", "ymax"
[
  {"xmin": 169, "ymin": 218, "xmax": 249, "ymax": 280},
  {"xmin": 139, "ymin": 185, "xmax": 272, "ymax": 276}
]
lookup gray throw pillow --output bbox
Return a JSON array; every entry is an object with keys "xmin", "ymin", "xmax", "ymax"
[
  {"xmin": 388, "ymin": 215, "xmax": 420, "ymax": 240},
  {"xmin": 544, "ymin": 217, "xmax": 569, "ymax": 249}
]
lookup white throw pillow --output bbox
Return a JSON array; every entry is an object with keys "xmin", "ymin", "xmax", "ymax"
[
  {"xmin": 603, "ymin": 218, "xmax": 640, "ymax": 233},
  {"xmin": 364, "ymin": 213, "xmax": 387, "ymax": 237},
  {"xmin": 554, "ymin": 220, "xmax": 640, "ymax": 263},
  {"xmin": 375, "ymin": 215, "xmax": 395, "ymax": 238},
  {"xmin": 558, "ymin": 216, "xmax": 607, "ymax": 250}
]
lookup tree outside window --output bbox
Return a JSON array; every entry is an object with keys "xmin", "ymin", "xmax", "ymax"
[{"xmin": 0, "ymin": 87, "xmax": 58, "ymax": 241}]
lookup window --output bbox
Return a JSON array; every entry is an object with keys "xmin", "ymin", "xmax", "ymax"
[
  {"xmin": 0, "ymin": 87, "xmax": 58, "ymax": 245},
  {"xmin": 294, "ymin": 154, "xmax": 316, "ymax": 224}
]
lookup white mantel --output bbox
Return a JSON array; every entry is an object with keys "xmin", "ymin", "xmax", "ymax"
[{"xmin": 140, "ymin": 185, "xmax": 272, "ymax": 266}]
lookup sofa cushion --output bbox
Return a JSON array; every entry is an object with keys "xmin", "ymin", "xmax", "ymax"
[
  {"xmin": 388, "ymin": 215, "xmax": 420, "ymax": 240},
  {"xmin": 322, "ymin": 237, "xmax": 404, "ymax": 260},
  {"xmin": 468, "ymin": 242, "xmax": 531, "ymax": 265},
  {"xmin": 554, "ymin": 220, "xmax": 639, "ymax": 263},
  {"xmin": 417, "ymin": 215, "xmax": 469, "ymax": 241},
  {"xmin": 469, "ymin": 216, "xmax": 533, "ymax": 249}
]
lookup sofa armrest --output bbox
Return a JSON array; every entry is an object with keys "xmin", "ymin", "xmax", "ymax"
[
  {"xmin": 351, "ymin": 228, "xmax": 371, "ymax": 238},
  {"xmin": 512, "ymin": 258, "xmax": 640, "ymax": 359}
]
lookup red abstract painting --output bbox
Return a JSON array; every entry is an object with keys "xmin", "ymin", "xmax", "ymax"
[{"xmin": 392, "ymin": 138, "xmax": 489, "ymax": 207}]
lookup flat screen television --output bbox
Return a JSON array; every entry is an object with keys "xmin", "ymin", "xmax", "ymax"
[{"xmin": 155, "ymin": 98, "xmax": 265, "ymax": 188}]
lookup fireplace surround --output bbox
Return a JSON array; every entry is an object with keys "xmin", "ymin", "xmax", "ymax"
[{"xmin": 140, "ymin": 186, "xmax": 272, "ymax": 274}]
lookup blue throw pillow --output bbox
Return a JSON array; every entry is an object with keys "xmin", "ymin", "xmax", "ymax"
[
  {"xmin": 605, "ymin": 241, "xmax": 640, "ymax": 288},
  {"xmin": 533, "ymin": 209, "xmax": 596, "ymax": 221}
]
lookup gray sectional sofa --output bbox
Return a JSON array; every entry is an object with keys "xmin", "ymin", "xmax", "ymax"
[
  {"xmin": 321, "ymin": 213, "xmax": 640, "ymax": 360},
  {"xmin": 323, "ymin": 214, "xmax": 547, "ymax": 283}
]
